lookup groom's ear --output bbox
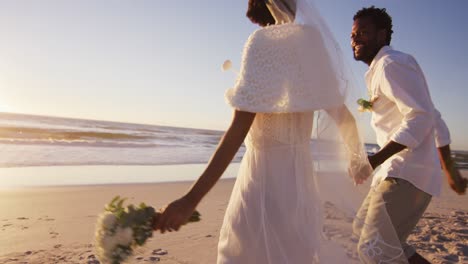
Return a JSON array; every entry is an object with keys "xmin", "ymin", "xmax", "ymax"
[{"xmin": 376, "ymin": 29, "xmax": 388, "ymax": 45}]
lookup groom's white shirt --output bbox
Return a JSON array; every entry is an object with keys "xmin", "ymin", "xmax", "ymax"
[{"xmin": 365, "ymin": 46, "xmax": 451, "ymax": 196}]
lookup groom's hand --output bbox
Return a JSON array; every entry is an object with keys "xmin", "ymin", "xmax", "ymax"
[
  {"xmin": 368, "ymin": 141, "xmax": 407, "ymax": 170},
  {"xmin": 450, "ymin": 176, "xmax": 467, "ymax": 195},
  {"xmin": 438, "ymin": 145, "xmax": 467, "ymax": 195},
  {"xmin": 444, "ymin": 164, "xmax": 467, "ymax": 195}
]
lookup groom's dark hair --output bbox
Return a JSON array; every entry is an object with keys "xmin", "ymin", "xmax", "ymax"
[
  {"xmin": 247, "ymin": 0, "xmax": 276, "ymax": 27},
  {"xmin": 353, "ymin": 6, "xmax": 393, "ymax": 45}
]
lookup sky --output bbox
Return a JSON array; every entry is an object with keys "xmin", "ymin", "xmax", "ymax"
[{"xmin": 0, "ymin": 1, "xmax": 467, "ymax": 150}]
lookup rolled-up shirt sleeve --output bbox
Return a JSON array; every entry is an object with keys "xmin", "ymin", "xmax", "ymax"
[
  {"xmin": 433, "ymin": 108, "xmax": 451, "ymax": 147},
  {"xmin": 381, "ymin": 60, "xmax": 435, "ymax": 149}
]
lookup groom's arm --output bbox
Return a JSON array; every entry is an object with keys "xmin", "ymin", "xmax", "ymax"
[
  {"xmin": 432, "ymin": 109, "xmax": 466, "ymax": 194},
  {"xmin": 368, "ymin": 141, "xmax": 406, "ymax": 169},
  {"xmin": 370, "ymin": 121, "xmax": 467, "ymax": 195}
]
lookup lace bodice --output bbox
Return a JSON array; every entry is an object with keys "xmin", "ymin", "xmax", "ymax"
[{"xmin": 246, "ymin": 112, "xmax": 314, "ymax": 149}]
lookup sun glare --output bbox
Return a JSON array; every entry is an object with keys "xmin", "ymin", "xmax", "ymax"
[{"xmin": 0, "ymin": 103, "xmax": 11, "ymax": 113}]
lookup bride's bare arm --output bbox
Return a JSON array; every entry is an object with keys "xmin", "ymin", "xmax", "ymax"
[
  {"xmin": 186, "ymin": 110, "xmax": 255, "ymax": 204},
  {"xmin": 325, "ymin": 105, "xmax": 360, "ymax": 154},
  {"xmin": 154, "ymin": 110, "xmax": 255, "ymax": 232},
  {"xmin": 325, "ymin": 105, "xmax": 371, "ymax": 183}
]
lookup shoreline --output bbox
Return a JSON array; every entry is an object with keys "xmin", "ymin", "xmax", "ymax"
[
  {"xmin": 1, "ymin": 162, "xmax": 466, "ymax": 189},
  {"xmin": 0, "ymin": 163, "xmax": 241, "ymax": 189}
]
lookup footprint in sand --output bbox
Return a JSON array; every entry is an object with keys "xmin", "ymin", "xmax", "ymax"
[
  {"xmin": 87, "ymin": 254, "xmax": 100, "ymax": 264},
  {"xmin": 455, "ymin": 228, "xmax": 468, "ymax": 235},
  {"xmin": 455, "ymin": 243, "xmax": 468, "ymax": 255},
  {"xmin": 450, "ymin": 210, "xmax": 465, "ymax": 216},
  {"xmin": 434, "ymin": 234, "xmax": 451, "ymax": 242},
  {"xmin": 443, "ymin": 254, "xmax": 460, "ymax": 263},
  {"xmin": 40, "ymin": 216, "xmax": 55, "ymax": 221},
  {"xmin": 49, "ymin": 231, "xmax": 59, "ymax": 238},
  {"xmin": 17, "ymin": 217, "xmax": 29, "ymax": 220},
  {"xmin": 152, "ymin": 249, "xmax": 168, "ymax": 255},
  {"xmin": 430, "ymin": 243, "xmax": 447, "ymax": 253}
]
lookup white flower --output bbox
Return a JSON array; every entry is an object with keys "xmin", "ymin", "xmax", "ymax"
[
  {"xmin": 221, "ymin": 60, "xmax": 232, "ymax": 71},
  {"xmin": 96, "ymin": 234, "xmax": 119, "ymax": 262},
  {"xmin": 98, "ymin": 212, "xmax": 117, "ymax": 229},
  {"xmin": 115, "ymin": 227, "xmax": 134, "ymax": 246},
  {"xmin": 102, "ymin": 235, "xmax": 119, "ymax": 255}
]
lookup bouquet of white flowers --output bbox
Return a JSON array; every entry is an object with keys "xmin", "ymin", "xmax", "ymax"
[{"xmin": 95, "ymin": 196, "xmax": 200, "ymax": 264}]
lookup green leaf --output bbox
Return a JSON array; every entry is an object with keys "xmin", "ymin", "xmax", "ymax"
[
  {"xmin": 117, "ymin": 197, "xmax": 126, "ymax": 209},
  {"xmin": 188, "ymin": 210, "xmax": 201, "ymax": 223},
  {"xmin": 357, "ymin": 98, "xmax": 372, "ymax": 109}
]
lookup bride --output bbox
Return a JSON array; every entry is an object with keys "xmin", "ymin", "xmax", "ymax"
[{"xmin": 154, "ymin": 0, "xmax": 407, "ymax": 263}]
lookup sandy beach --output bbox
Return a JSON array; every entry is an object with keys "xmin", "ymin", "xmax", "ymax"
[{"xmin": 0, "ymin": 168, "xmax": 466, "ymax": 264}]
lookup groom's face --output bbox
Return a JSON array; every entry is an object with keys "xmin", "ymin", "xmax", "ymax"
[{"xmin": 351, "ymin": 17, "xmax": 385, "ymax": 65}]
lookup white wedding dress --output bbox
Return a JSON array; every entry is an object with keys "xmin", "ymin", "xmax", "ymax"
[
  {"xmin": 218, "ymin": 112, "xmax": 331, "ymax": 263},
  {"xmin": 217, "ymin": 23, "xmax": 407, "ymax": 264}
]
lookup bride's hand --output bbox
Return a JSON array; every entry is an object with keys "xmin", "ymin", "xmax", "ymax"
[{"xmin": 153, "ymin": 196, "xmax": 197, "ymax": 233}]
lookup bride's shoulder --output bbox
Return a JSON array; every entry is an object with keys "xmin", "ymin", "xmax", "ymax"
[
  {"xmin": 242, "ymin": 24, "xmax": 321, "ymax": 57},
  {"xmin": 251, "ymin": 23, "xmax": 299, "ymax": 35},
  {"xmin": 247, "ymin": 23, "xmax": 319, "ymax": 44}
]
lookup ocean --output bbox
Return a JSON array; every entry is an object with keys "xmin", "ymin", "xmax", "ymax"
[
  {"xmin": 0, "ymin": 112, "xmax": 242, "ymax": 167},
  {"xmin": 0, "ymin": 112, "xmax": 466, "ymax": 187}
]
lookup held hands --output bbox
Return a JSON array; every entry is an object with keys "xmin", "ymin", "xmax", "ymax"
[
  {"xmin": 153, "ymin": 195, "xmax": 198, "ymax": 233},
  {"xmin": 348, "ymin": 155, "xmax": 373, "ymax": 185}
]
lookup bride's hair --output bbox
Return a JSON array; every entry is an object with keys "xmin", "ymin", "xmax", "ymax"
[{"xmin": 247, "ymin": 0, "xmax": 276, "ymax": 27}]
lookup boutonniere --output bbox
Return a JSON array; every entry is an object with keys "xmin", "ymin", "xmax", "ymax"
[{"xmin": 357, "ymin": 96, "xmax": 379, "ymax": 112}]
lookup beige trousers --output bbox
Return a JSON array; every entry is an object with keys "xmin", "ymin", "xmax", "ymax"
[{"xmin": 354, "ymin": 177, "xmax": 432, "ymax": 263}]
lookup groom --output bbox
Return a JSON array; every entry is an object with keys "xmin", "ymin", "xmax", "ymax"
[{"xmin": 350, "ymin": 6, "xmax": 467, "ymax": 264}]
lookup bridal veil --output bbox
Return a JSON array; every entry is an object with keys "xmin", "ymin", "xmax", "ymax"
[{"xmin": 223, "ymin": 0, "xmax": 408, "ymax": 262}]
